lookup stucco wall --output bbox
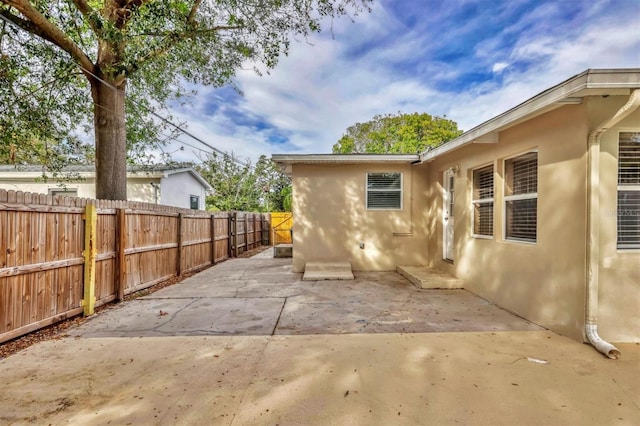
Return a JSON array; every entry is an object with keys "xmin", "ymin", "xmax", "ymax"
[
  {"xmin": 291, "ymin": 162, "xmax": 431, "ymax": 272},
  {"xmin": 160, "ymin": 172, "xmax": 207, "ymax": 209},
  {"xmin": 425, "ymin": 103, "xmax": 590, "ymax": 341},
  {"xmin": 291, "ymin": 98, "xmax": 639, "ymax": 342},
  {"xmin": 592, "ymin": 97, "xmax": 640, "ymax": 342}
]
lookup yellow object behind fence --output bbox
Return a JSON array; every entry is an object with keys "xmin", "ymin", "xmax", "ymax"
[{"xmin": 271, "ymin": 212, "xmax": 293, "ymax": 244}]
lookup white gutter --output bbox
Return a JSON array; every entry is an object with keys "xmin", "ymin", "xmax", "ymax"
[{"xmin": 585, "ymin": 88, "xmax": 640, "ymax": 359}]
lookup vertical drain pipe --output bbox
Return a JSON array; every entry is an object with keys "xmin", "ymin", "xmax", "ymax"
[{"xmin": 586, "ymin": 89, "xmax": 640, "ymax": 359}]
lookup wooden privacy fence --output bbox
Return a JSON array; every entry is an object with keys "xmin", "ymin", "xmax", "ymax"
[{"xmin": 0, "ymin": 189, "xmax": 270, "ymax": 344}]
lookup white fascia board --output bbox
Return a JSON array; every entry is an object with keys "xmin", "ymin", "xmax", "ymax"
[
  {"xmin": 271, "ymin": 154, "xmax": 420, "ymax": 165},
  {"xmin": 419, "ymin": 68, "xmax": 640, "ymax": 163}
]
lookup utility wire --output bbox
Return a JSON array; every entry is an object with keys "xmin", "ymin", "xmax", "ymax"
[{"xmin": 80, "ymin": 65, "xmax": 244, "ymax": 164}]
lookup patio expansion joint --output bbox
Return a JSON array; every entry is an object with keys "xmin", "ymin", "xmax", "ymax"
[{"xmin": 271, "ymin": 297, "xmax": 288, "ymax": 336}]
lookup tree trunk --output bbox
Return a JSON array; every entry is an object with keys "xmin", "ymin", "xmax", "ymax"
[{"xmin": 91, "ymin": 75, "xmax": 127, "ymax": 200}]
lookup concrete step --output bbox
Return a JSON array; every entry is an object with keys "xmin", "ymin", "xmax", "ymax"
[
  {"xmin": 273, "ymin": 244, "xmax": 292, "ymax": 258},
  {"xmin": 303, "ymin": 261, "xmax": 354, "ymax": 281},
  {"xmin": 396, "ymin": 265, "xmax": 463, "ymax": 289}
]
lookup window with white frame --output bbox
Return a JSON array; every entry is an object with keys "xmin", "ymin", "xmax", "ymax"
[
  {"xmin": 472, "ymin": 165, "xmax": 494, "ymax": 237},
  {"xmin": 618, "ymin": 131, "xmax": 640, "ymax": 249},
  {"xmin": 504, "ymin": 151, "xmax": 537, "ymax": 242},
  {"xmin": 366, "ymin": 173, "xmax": 402, "ymax": 209}
]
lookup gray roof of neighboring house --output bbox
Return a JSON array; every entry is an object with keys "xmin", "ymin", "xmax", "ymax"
[{"xmin": 0, "ymin": 164, "xmax": 213, "ymax": 191}]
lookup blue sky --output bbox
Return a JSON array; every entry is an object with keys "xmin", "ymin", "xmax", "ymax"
[{"xmin": 164, "ymin": 0, "xmax": 640, "ymax": 163}]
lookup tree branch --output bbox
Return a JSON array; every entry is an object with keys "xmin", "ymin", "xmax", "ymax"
[
  {"xmin": 1, "ymin": 1, "xmax": 95, "ymax": 78},
  {"xmin": 129, "ymin": 26, "xmax": 242, "ymax": 37},
  {"xmin": 122, "ymin": 25, "xmax": 242, "ymax": 80},
  {"xmin": 188, "ymin": 0, "xmax": 203, "ymax": 23},
  {"xmin": 71, "ymin": 0, "xmax": 102, "ymax": 37}
]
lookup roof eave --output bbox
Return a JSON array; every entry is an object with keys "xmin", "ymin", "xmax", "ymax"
[{"xmin": 271, "ymin": 154, "xmax": 420, "ymax": 166}]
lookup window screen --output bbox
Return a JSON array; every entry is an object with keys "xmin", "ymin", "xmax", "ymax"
[
  {"xmin": 505, "ymin": 152, "xmax": 538, "ymax": 242},
  {"xmin": 190, "ymin": 195, "xmax": 199, "ymax": 210},
  {"xmin": 367, "ymin": 173, "xmax": 402, "ymax": 209},
  {"xmin": 618, "ymin": 132, "xmax": 640, "ymax": 248},
  {"xmin": 472, "ymin": 165, "xmax": 494, "ymax": 236}
]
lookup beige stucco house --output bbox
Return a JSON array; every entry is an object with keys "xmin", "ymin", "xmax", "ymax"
[
  {"xmin": 273, "ymin": 69, "xmax": 640, "ymax": 357},
  {"xmin": 0, "ymin": 165, "xmax": 213, "ymax": 209}
]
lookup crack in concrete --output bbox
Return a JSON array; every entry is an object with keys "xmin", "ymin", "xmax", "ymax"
[{"xmin": 149, "ymin": 298, "xmax": 200, "ymax": 332}]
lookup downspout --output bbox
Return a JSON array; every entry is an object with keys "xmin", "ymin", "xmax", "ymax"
[{"xmin": 586, "ymin": 89, "xmax": 640, "ymax": 359}]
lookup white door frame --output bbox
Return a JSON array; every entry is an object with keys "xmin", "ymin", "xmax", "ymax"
[{"xmin": 443, "ymin": 169, "xmax": 455, "ymax": 261}]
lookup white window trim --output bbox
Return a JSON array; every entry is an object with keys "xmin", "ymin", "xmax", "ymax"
[
  {"xmin": 366, "ymin": 172, "xmax": 403, "ymax": 210},
  {"xmin": 502, "ymin": 150, "xmax": 538, "ymax": 244},
  {"xmin": 471, "ymin": 163, "xmax": 495, "ymax": 239}
]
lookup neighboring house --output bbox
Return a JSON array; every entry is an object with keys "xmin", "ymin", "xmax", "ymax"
[
  {"xmin": 0, "ymin": 165, "xmax": 212, "ymax": 210},
  {"xmin": 273, "ymin": 69, "xmax": 640, "ymax": 350}
]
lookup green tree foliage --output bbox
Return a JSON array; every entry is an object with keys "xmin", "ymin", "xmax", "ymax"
[
  {"xmin": 332, "ymin": 112, "xmax": 463, "ymax": 154},
  {"xmin": 0, "ymin": 0, "xmax": 371, "ymax": 200},
  {"xmin": 254, "ymin": 155, "xmax": 291, "ymax": 212},
  {"xmin": 281, "ymin": 186, "xmax": 292, "ymax": 211},
  {"xmin": 196, "ymin": 154, "xmax": 290, "ymax": 212}
]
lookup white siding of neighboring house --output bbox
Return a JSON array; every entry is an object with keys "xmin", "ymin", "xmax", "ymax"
[
  {"xmin": 0, "ymin": 176, "xmax": 162, "ymax": 203},
  {"xmin": 0, "ymin": 178, "xmax": 96, "ymax": 198},
  {"xmin": 126, "ymin": 177, "xmax": 162, "ymax": 203},
  {"xmin": 160, "ymin": 172, "xmax": 207, "ymax": 209},
  {"xmin": 0, "ymin": 169, "xmax": 209, "ymax": 209}
]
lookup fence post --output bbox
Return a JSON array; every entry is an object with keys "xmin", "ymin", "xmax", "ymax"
[
  {"xmin": 116, "ymin": 208, "xmax": 126, "ymax": 301},
  {"xmin": 233, "ymin": 212, "xmax": 238, "ymax": 257},
  {"xmin": 177, "ymin": 212, "xmax": 183, "ymax": 276},
  {"xmin": 82, "ymin": 203, "xmax": 97, "ymax": 316},
  {"xmin": 253, "ymin": 214, "xmax": 257, "ymax": 248},
  {"xmin": 265, "ymin": 214, "xmax": 270, "ymax": 245},
  {"xmin": 210, "ymin": 214, "xmax": 216, "ymax": 265}
]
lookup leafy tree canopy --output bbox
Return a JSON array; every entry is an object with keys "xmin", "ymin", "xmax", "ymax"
[
  {"xmin": 0, "ymin": 0, "xmax": 371, "ymax": 199},
  {"xmin": 196, "ymin": 154, "xmax": 290, "ymax": 212},
  {"xmin": 332, "ymin": 112, "xmax": 463, "ymax": 154}
]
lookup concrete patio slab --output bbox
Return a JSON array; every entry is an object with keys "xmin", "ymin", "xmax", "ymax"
[
  {"xmin": 0, "ymin": 332, "xmax": 637, "ymax": 425},
  {"xmin": 70, "ymin": 297, "xmax": 285, "ymax": 337},
  {"xmin": 70, "ymin": 249, "xmax": 542, "ymax": 337}
]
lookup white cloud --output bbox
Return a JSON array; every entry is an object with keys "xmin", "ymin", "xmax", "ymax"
[
  {"xmin": 166, "ymin": 0, "xmax": 640, "ymax": 163},
  {"xmin": 492, "ymin": 62, "xmax": 509, "ymax": 74}
]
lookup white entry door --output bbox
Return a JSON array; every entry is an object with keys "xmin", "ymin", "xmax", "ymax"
[{"xmin": 443, "ymin": 169, "xmax": 455, "ymax": 261}]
